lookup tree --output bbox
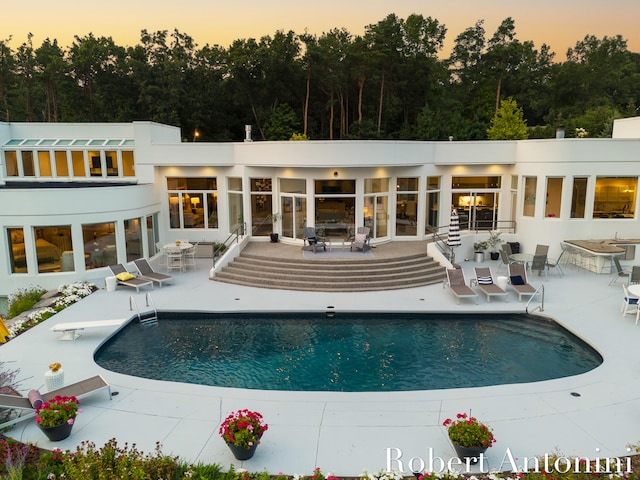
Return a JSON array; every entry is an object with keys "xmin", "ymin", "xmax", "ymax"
[
  {"xmin": 263, "ymin": 103, "xmax": 300, "ymax": 140},
  {"xmin": 487, "ymin": 97, "xmax": 528, "ymax": 139}
]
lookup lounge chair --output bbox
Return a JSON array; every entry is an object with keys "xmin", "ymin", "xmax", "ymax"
[
  {"xmin": 350, "ymin": 226, "xmax": 371, "ymax": 252},
  {"xmin": 108, "ymin": 264, "xmax": 153, "ymax": 292},
  {"xmin": 133, "ymin": 258, "xmax": 174, "ymax": 286},
  {"xmin": 303, "ymin": 227, "xmax": 326, "ymax": 253},
  {"xmin": 472, "ymin": 267, "xmax": 508, "ymax": 302},
  {"xmin": 445, "ymin": 268, "xmax": 478, "ymax": 305},
  {"xmin": 507, "ymin": 263, "xmax": 538, "ymax": 301},
  {"xmin": 0, "ymin": 375, "xmax": 111, "ymax": 430}
]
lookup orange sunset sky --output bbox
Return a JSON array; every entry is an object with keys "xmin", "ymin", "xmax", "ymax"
[{"xmin": 2, "ymin": 0, "xmax": 639, "ymax": 60}]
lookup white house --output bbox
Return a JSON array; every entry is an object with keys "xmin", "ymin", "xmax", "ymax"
[{"xmin": 1, "ymin": 118, "xmax": 639, "ymax": 297}]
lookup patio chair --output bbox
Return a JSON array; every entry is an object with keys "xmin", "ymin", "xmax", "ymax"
[
  {"xmin": 630, "ymin": 266, "xmax": 640, "ymax": 285},
  {"xmin": 545, "ymin": 250, "xmax": 565, "ymax": 277},
  {"xmin": 133, "ymin": 258, "xmax": 174, "ymax": 286},
  {"xmin": 350, "ymin": 226, "xmax": 371, "ymax": 252},
  {"xmin": 609, "ymin": 256, "xmax": 630, "ymax": 285},
  {"xmin": 507, "ymin": 262, "xmax": 539, "ymax": 301},
  {"xmin": 164, "ymin": 246, "xmax": 185, "ymax": 273},
  {"xmin": 108, "ymin": 264, "xmax": 154, "ymax": 292},
  {"xmin": 444, "ymin": 268, "xmax": 478, "ymax": 305},
  {"xmin": 621, "ymin": 284, "xmax": 639, "ymax": 316},
  {"xmin": 0, "ymin": 375, "xmax": 111, "ymax": 430},
  {"xmin": 497, "ymin": 248, "xmax": 511, "ymax": 274},
  {"xmin": 183, "ymin": 242, "xmax": 198, "ymax": 270},
  {"xmin": 303, "ymin": 227, "xmax": 326, "ymax": 253},
  {"xmin": 534, "ymin": 244, "xmax": 549, "ymax": 256},
  {"xmin": 530, "ymin": 254, "xmax": 548, "ymax": 280},
  {"xmin": 472, "ymin": 267, "xmax": 508, "ymax": 302},
  {"xmin": 502, "ymin": 243, "xmax": 512, "ymax": 256}
]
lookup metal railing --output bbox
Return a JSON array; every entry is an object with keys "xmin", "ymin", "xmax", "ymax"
[
  {"xmin": 212, "ymin": 222, "xmax": 246, "ymax": 268},
  {"xmin": 129, "ymin": 292, "xmax": 158, "ymax": 327},
  {"xmin": 525, "ymin": 284, "xmax": 545, "ymax": 313}
]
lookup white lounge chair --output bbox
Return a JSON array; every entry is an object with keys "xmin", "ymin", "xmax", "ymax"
[
  {"xmin": 472, "ymin": 267, "xmax": 508, "ymax": 302},
  {"xmin": 133, "ymin": 258, "xmax": 174, "ymax": 286},
  {"xmin": 0, "ymin": 375, "xmax": 111, "ymax": 430},
  {"xmin": 445, "ymin": 268, "xmax": 478, "ymax": 305}
]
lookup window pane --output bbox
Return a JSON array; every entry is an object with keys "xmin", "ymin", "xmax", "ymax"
[
  {"xmin": 452, "ymin": 176, "xmax": 501, "ymax": 189},
  {"xmin": 251, "ymin": 178, "xmax": 273, "ymax": 192},
  {"xmin": 426, "ymin": 191, "xmax": 439, "ymax": 233},
  {"xmin": 571, "ymin": 177, "xmax": 587, "ymax": 219},
  {"xmin": 523, "ymin": 177, "xmax": 537, "ymax": 217},
  {"xmin": 34, "ymin": 226, "xmax": 72, "ymax": 273},
  {"xmin": 207, "ymin": 193, "xmax": 218, "ymax": 228},
  {"xmin": 122, "ymin": 151, "xmax": 135, "ymax": 176},
  {"xmin": 545, "ymin": 178, "xmax": 563, "ymax": 218},
  {"xmin": 38, "ymin": 151, "xmax": 52, "ymax": 176},
  {"xmin": 124, "ymin": 218, "xmax": 142, "ymax": 262},
  {"xmin": 228, "ymin": 177, "xmax": 243, "ymax": 191},
  {"xmin": 427, "ymin": 176, "xmax": 440, "ymax": 190},
  {"xmin": 106, "ymin": 151, "xmax": 118, "ymax": 176},
  {"xmin": 22, "ymin": 151, "xmax": 35, "ymax": 176},
  {"xmin": 169, "ymin": 194, "xmax": 181, "ymax": 228},
  {"xmin": 593, "ymin": 177, "xmax": 637, "ymax": 219},
  {"xmin": 315, "ymin": 179, "xmax": 355, "ymax": 194},
  {"xmin": 83, "ymin": 223, "xmax": 117, "ymax": 269},
  {"xmin": 89, "ymin": 152, "xmax": 102, "ymax": 176},
  {"xmin": 184, "ymin": 193, "xmax": 204, "ymax": 229},
  {"xmin": 4, "ymin": 151, "xmax": 18, "ymax": 176},
  {"xmin": 71, "ymin": 151, "xmax": 85, "ymax": 176},
  {"xmin": 396, "ymin": 193, "xmax": 417, "ymax": 236},
  {"xmin": 228, "ymin": 192, "xmax": 244, "ymax": 231},
  {"xmin": 7, "ymin": 228, "xmax": 26, "ymax": 273},
  {"xmin": 280, "ymin": 178, "xmax": 306, "ymax": 194},
  {"xmin": 397, "ymin": 177, "xmax": 418, "ymax": 192},
  {"xmin": 54, "ymin": 151, "xmax": 69, "ymax": 176},
  {"xmin": 365, "ymin": 178, "xmax": 389, "ymax": 193}
]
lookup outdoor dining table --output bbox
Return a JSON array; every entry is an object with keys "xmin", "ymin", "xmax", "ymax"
[{"xmin": 163, "ymin": 242, "xmax": 193, "ymax": 252}]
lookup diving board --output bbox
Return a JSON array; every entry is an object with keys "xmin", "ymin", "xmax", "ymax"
[{"xmin": 51, "ymin": 319, "xmax": 127, "ymax": 340}]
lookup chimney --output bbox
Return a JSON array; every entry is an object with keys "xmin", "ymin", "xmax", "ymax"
[
  {"xmin": 244, "ymin": 125, "xmax": 253, "ymax": 142},
  {"xmin": 555, "ymin": 126, "xmax": 565, "ymax": 139}
]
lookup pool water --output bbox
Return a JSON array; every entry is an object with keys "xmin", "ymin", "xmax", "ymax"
[{"xmin": 94, "ymin": 311, "xmax": 602, "ymax": 392}]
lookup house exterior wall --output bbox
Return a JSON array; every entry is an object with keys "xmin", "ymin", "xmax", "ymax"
[{"xmin": 1, "ymin": 120, "xmax": 639, "ymax": 297}]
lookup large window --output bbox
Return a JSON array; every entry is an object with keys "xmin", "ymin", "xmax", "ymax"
[
  {"xmin": 228, "ymin": 177, "xmax": 244, "ymax": 233},
  {"xmin": 396, "ymin": 177, "xmax": 418, "ymax": 236},
  {"xmin": 425, "ymin": 176, "xmax": 440, "ymax": 233},
  {"xmin": 167, "ymin": 177, "xmax": 218, "ymax": 229},
  {"xmin": 571, "ymin": 177, "xmax": 588, "ymax": 219},
  {"xmin": 545, "ymin": 177, "xmax": 563, "ymax": 218},
  {"xmin": 523, "ymin": 177, "xmax": 537, "ymax": 217},
  {"xmin": 593, "ymin": 177, "xmax": 637, "ymax": 219},
  {"xmin": 365, "ymin": 178, "xmax": 389, "ymax": 239},
  {"xmin": 314, "ymin": 180, "xmax": 355, "ymax": 239},
  {"xmin": 83, "ymin": 222, "xmax": 117, "ymax": 269},
  {"xmin": 7, "ymin": 228, "xmax": 26, "ymax": 273},
  {"xmin": 125, "ymin": 218, "xmax": 143, "ymax": 262},
  {"xmin": 34, "ymin": 226, "xmax": 73, "ymax": 273},
  {"xmin": 452, "ymin": 176, "xmax": 501, "ymax": 230}
]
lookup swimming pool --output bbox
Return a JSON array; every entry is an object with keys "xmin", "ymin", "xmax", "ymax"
[{"xmin": 94, "ymin": 311, "xmax": 602, "ymax": 392}]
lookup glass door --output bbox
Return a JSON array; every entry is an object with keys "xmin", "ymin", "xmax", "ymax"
[
  {"xmin": 281, "ymin": 195, "xmax": 306, "ymax": 240},
  {"xmin": 364, "ymin": 195, "xmax": 389, "ymax": 239}
]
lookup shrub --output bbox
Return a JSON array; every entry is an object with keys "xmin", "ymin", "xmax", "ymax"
[{"xmin": 7, "ymin": 286, "xmax": 47, "ymax": 319}]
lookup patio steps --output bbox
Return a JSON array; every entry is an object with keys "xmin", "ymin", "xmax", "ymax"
[{"xmin": 213, "ymin": 251, "xmax": 446, "ymax": 292}]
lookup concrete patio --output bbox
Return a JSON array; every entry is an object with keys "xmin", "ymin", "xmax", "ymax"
[{"xmin": 1, "ymin": 245, "xmax": 639, "ymax": 476}]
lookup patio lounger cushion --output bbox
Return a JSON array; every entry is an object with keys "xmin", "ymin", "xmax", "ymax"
[
  {"xmin": 477, "ymin": 276, "xmax": 493, "ymax": 285},
  {"xmin": 510, "ymin": 275, "xmax": 525, "ymax": 285},
  {"xmin": 115, "ymin": 272, "xmax": 135, "ymax": 281}
]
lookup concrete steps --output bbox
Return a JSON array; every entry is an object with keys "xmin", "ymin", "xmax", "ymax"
[{"xmin": 213, "ymin": 251, "xmax": 446, "ymax": 292}]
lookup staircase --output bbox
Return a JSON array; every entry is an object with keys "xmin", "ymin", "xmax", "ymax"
[{"xmin": 213, "ymin": 251, "xmax": 446, "ymax": 292}]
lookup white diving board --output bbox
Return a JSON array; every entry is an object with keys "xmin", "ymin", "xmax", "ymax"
[{"xmin": 51, "ymin": 319, "xmax": 127, "ymax": 340}]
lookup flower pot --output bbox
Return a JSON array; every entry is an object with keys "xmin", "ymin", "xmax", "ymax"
[
  {"xmin": 38, "ymin": 421, "xmax": 74, "ymax": 442},
  {"xmin": 226, "ymin": 442, "xmax": 258, "ymax": 460},
  {"xmin": 490, "ymin": 251, "xmax": 499, "ymax": 261},
  {"xmin": 270, "ymin": 233, "xmax": 279, "ymax": 243},
  {"xmin": 452, "ymin": 443, "xmax": 488, "ymax": 464},
  {"xmin": 474, "ymin": 252, "xmax": 485, "ymax": 262}
]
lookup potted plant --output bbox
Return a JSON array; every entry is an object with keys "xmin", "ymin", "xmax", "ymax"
[
  {"xmin": 219, "ymin": 408, "xmax": 268, "ymax": 460},
  {"xmin": 443, "ymin": 412, "xmax": 496, "ymax": 464},
  {"xmin": 473, "ymin": 240, "xmax": 488, "ymax": 262},
  {"xmin": 486, "ymin": 231, "xmax": 503, "ymax": 260},
  {"xmin": 267, "ymin": 213, "xmax": 281, "ymax": 242},
  {"xmin": 35, "ymin": 395, "xmax": 81, "ymax": 441}
]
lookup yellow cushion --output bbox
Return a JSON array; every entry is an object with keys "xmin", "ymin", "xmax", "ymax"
[{"xmin": 115, "ymin": 272, "xmax": 135, "ymax": 281}]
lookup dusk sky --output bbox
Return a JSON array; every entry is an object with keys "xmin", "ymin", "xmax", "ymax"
[{"xmin": 2, "ymin": 0, "xmax": 639, "ymax": 60}]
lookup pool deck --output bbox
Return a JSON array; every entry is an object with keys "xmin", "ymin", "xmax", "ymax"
[{"xmin": 2, "ymin": 242, "xmax": 640, "ymax": 476}]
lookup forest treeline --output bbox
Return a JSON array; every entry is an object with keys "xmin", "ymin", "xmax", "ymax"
[{"xmin": 1, "ymin": 14, "xmax": 639, "ymax": 141}]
